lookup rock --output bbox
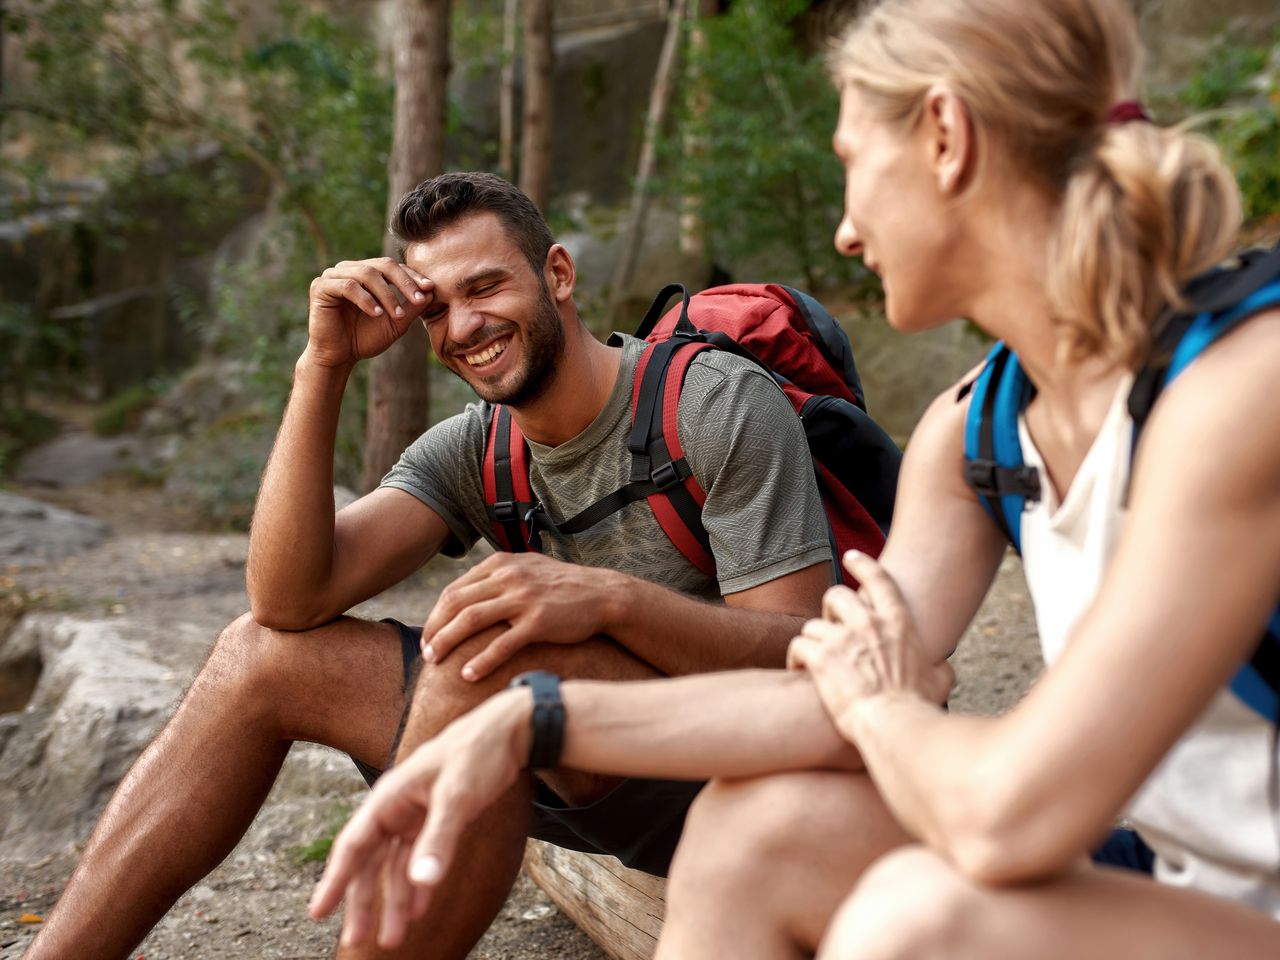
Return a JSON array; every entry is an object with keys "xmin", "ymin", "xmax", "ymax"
[
  {"xmin": 0, "ymin": 612, "xmax": 367, "ymax": 861},
  {"xmin": 0, "ymin": 616, "xmax": 188, "ymax": 858},
  {"xmin": 0, "ymin": 493, "xmax": 109, "ymax": 566}
]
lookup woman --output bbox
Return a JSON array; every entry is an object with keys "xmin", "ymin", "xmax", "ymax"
[{"xmin": 310, "ymin": 0, "xmax": 1280, "ymax": 955}]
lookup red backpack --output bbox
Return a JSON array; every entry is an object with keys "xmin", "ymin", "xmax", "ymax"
[{"xmin": 483, "ymin": 283, "xmax": 902, "ymax": 586}]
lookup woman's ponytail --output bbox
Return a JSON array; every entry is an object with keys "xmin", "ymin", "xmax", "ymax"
[{"xmin": 1049, "ymin": 122, "xmax": 1242, "ymax": 367}]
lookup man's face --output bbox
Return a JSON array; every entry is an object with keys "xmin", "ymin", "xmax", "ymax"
[{"xmin": 405, "ymin": 213, "xmax": 565, "ymax": 407}]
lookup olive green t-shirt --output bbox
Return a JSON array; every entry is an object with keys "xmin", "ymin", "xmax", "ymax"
[{"xmin": 380, "ymin": 334, "xmax": 830, "ymax": 598}]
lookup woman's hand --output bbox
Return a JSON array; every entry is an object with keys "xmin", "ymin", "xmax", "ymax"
[
  {"xmin": 308, "ymin": 688, "xmax": 532, "ymax": 950},
  {"xmin": 788, "ymin": 551, "xmax": 954, "ymax": 738}
]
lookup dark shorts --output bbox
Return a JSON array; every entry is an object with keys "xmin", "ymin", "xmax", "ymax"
[
  {"xmin": 351, "ymin": 619, "xmax": 704, "ymax": 877},
  {"xmin": 1092, "ymin": 827, "xmax": 1156, "ymax": 874}
]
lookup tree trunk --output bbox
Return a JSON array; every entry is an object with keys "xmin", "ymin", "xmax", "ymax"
[
  {"xmin": 498, "ymin": 0, "xmax": 519, "ymax": 180},
  {"xmin": 360, "ymin": 0, "xmax": 451, "ymax": 492},
  {"xmin": 608, "ymin": 0, "xmax": 689, "ymax": 313},
  {"xmin": 519, "ymin": 0, "xmax": 554, "ymax": 210},
  {"xmin": 679, "ymin": 0, "xmax": 719, "ymax": 258}
]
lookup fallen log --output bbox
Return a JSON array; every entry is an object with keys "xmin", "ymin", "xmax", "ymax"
[{"xmin": 523, "ymin": 839, "xmax": 666, "ymax": 960}]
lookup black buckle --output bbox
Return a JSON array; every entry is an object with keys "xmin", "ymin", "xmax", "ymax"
[
  {"xmin": 963, "ymin": 459, "xmax": 999, "ymax": 497},
  {"xmin": 651, "ymin": 460, "xmax": 683, "ymax": 492},
  {"xmin": 493, "ymin": 501, "xmax": 520, "ymax": 524},
  {"xmin": 963, "ymin": 459, "xmax": 1041, "ymax": 502},
  {"xmin": 524, "ymin": 503, "xmax": 546, "ymax": 550}
]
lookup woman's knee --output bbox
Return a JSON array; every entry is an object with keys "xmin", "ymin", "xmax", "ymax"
[
  {"xmin": 820, "ymin": 846, "xmax": 975, "ymax": 960},
  {"xmin": 671, "ymin": 774, "xmax": 817, "ymax": 886}
]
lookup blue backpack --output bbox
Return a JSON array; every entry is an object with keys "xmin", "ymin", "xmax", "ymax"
[{"xmin": 962, "ymin": 244, "xmax": 1280, "ymax": 722}]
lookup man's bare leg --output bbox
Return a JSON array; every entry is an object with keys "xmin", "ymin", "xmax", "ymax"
[
  {"xmin": 822, "ymin": 845, "xmax": 1280, "ymax": 959},
  {"xmin": 337, "ymin": 627, "xmax": 662, "ymax": 960},
  {"xmin": 655, "ymin": 771, "xmax": 913, "ymax": 960},
  {"xmin": 25, "ymin": 614, "xmax": 411, "ymax": 960}
]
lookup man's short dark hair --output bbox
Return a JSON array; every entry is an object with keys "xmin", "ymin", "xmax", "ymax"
[{"xmin": 389, "ymin": 172, "xmax": 554, "ymax": 274}]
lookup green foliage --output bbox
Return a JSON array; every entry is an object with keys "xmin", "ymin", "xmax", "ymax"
[
  {"xmin": 1177, "ymin": 30, "xmax": 1280, "ymax": 226},
  {"xmin": 0, "ymin": 407, "xmax": 59, "ymax": 480},
  {"xmin": 91, "ymin": 383, "xmax": 158, "ymax": 437},
  {"xmin": 5, "ymin": 0, "xmax": 391, "ymax": 502},
  {"xmin": 290, "ymin": 802, "xmax": 354, "ymax": 866},
  {"xmin": 659, "ymin": 0, "xmax": 867, "ymax": 291}
]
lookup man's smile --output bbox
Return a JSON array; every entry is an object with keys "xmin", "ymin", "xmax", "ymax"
[{"xmin": 462, "ymin": 334, "xmax": 513, "ymax": 368}]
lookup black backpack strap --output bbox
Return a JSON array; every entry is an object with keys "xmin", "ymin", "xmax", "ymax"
[
  {"xmin": 547, "ymin": 340, "xmax": 716, "ymax": 574},
  {"xmin": 635, "ymin": 283, "xmax": 698, "ymax": 340}
]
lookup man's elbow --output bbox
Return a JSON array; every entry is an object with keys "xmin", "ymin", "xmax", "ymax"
[{"xmin": 248, "ymin": 596, "xmax": 331, "ymax": 633}]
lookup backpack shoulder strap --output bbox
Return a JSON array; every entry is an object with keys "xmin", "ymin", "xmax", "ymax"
[
  {"xmin": 546, "ymin": 339, "xmax": 717, "ymax": 577},
  {"xmin": 1231, "ymin": 610, "xmax": 1280, "ymax": 724},
  {"xmin": 482, "ymin": 405, "xmax": 535, "ymax": 552},
  {"xmin": 1129, "ymin": 243, "xmax": 1280, "ymax": 436},
  {"xmin": 962, "ymin": 343, "xmax": 1041, "ymax": 553}
]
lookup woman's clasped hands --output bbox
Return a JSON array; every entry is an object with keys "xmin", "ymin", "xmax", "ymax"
[{"xmin": 787, "ymin": 550, "xmax": 954, "ymax": 740}]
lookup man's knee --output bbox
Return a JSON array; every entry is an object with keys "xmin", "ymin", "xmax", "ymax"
[
  {"xmin": 192, "ymin": 613, "xmax": 325, "ymax": 716},
  {"xmin": 407, "ymin": 628, "xmax": 652, "ymax": 741},
  {"xmin": 822, "ymin": 846, "xmax": 973, "ymax": 960}
]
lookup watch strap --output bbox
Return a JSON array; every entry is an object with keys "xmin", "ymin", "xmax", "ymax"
[{"xmin": 507, "ymin": 671, "xmax": 565, "ymax": 770}]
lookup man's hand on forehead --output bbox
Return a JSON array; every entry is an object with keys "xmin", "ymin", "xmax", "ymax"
[{"xmin": 305, "ymin": 257, "xmax": 437, "ymax": 367}]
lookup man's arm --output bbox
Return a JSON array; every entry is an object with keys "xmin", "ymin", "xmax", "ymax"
[
  {"xmin": 247, "ymin": 258, "xmax": 451, "ymax": 630},
  {"xmin": 419, "ymin": 553, "xmax": 830, "ymax": 680}
]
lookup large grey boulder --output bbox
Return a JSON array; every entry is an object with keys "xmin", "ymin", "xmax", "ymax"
[
  {"xmin": 0, "ymin": 492, "xmax": 109, "ymax": 566},
  {"xmin": 0, "ymin": 614, "xmax": 362, "ymax": 860}
]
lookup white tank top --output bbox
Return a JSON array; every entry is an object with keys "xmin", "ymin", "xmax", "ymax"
[{"xmin": 1016, "ymin": 374, "xmax": 1280, "ymax": 916}]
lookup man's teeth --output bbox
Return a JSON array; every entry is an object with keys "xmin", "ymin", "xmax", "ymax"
[{"xmin": 465, "ymin": 340, "xmax": 507, "ymax": 366}]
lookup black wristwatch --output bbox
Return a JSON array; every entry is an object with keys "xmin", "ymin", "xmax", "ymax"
[{"xmin": 507, "ymin": 671, "xmax": 565, "ymax": 770}]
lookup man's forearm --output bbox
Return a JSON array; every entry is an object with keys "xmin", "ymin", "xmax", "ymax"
[
  {"xmin": 598, "ymin": 571, "xmax": 811, "ymax": 675},
  {"xmin": 246, "ymin": 352, "xmax": 354, "ymax": 625},
  {"xmin": 560, "ymin": 669, "xmax": 862, "ymax": 779}
]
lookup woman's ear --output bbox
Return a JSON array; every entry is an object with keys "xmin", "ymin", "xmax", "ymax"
[
  {"xmin": 544, "ymin": 244, "xmax": 576, "ymax": 302},
  {"xmin": 922, "ymin": 85, "xmax": 975, "ymax": 195}
]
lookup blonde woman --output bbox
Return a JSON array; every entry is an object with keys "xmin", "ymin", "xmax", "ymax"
[{"xmin": 310, "ymin": 1, "xmax": 1280, "ymax": 956}]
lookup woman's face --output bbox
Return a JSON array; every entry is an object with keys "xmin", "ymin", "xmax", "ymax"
[{"xmin": 832, "ymin": 85, "xmax": 966, "ymax": 332}]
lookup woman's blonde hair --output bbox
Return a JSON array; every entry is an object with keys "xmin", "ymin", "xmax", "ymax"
[{"xmin": 830, "ymin": 0, "xmax": 1242, "ymax": 366}]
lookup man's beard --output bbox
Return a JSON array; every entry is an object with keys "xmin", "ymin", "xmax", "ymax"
[{"xmin": 446, "ymin": 282, "xmax": 566, "ymax": 408}]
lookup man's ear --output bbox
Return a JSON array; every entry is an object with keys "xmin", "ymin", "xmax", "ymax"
[
  {"xmin": 922, "ymin": 85, "xmax": 975, "ymax": 195},
  {"xmin": 544, "ymin": 244, "xmax": 576, "ymax": 302}
]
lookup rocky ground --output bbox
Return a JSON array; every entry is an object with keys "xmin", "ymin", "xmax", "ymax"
[{"xmin": 0, "ymin": 425, "xmax": 1040, "ymax": 960}]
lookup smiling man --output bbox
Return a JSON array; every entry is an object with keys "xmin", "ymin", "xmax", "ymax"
[{"xmin": 25, "ymin": 172, "xmax": 833, "ymax": 960}]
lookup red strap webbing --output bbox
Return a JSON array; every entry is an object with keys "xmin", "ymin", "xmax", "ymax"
[{"xmin": 642, "ymin": 342, "xmax": 714, "ymax": 574}]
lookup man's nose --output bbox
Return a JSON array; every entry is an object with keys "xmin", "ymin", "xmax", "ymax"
[{"xmin": 446, "ymin": 304, "xmax": 487, "ymax": 346}]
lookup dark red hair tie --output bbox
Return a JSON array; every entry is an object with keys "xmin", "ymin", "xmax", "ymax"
[{"xmin": 1106, "ymin": 101, "xmax": 1151, "ymax": 124}]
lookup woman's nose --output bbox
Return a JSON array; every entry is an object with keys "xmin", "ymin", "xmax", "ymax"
[{"xmin": 834, "ymin": 215, "xmax": 863, "ymax": 258}]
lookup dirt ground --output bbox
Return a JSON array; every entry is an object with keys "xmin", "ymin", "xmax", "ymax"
[{"xmin": 0, "ymin": 452, "xmax": 1040, "ymax": 959}]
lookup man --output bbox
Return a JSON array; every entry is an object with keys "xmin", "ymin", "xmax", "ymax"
[{"xmin": 26, "ymin": 172, "xmax": 832, "ymax": 959}]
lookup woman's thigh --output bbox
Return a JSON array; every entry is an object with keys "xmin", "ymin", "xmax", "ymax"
[{"xmin": 823, "ymin": 845, "xmax": 1280, "ymax": 960}]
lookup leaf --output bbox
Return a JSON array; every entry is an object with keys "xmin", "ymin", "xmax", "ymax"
[{"xmin": 18, "ymin": 913, "xmax": 44, "ymax": 924}]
